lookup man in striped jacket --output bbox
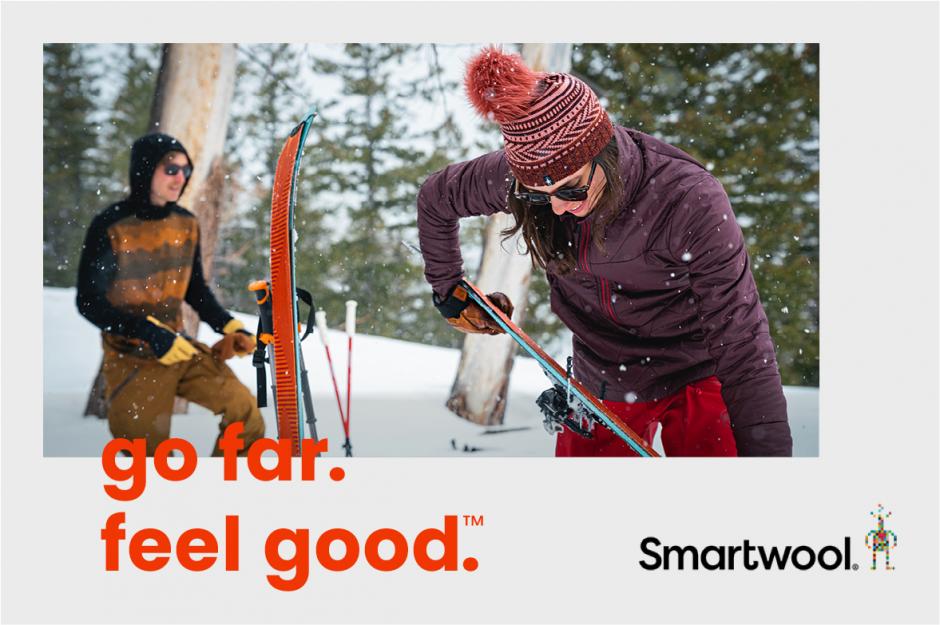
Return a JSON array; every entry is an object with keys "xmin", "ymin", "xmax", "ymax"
[{"xmin": 77, "ymin": 133, "xmax": 264, "ymax": 455}]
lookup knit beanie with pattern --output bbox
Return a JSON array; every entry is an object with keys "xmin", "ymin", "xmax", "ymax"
[{"xmin": 464, "ymin": 46, "xmax": 613, "ymax": 187}]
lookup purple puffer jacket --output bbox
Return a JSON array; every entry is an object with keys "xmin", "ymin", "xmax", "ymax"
[{"xmin": 417, "ymin": 125, "xmax": 792, "ymax": 456}]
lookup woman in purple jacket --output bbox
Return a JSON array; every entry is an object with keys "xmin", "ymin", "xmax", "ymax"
[{"xmin": 417, "ymin": 47, "xmax": 792, "ymax": 457}]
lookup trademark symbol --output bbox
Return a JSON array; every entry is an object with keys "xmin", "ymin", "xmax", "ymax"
[
  {"xmin": 852, "ymin": 564, "xmax": 859, "ymax": 570},
  {"xmin": 463, "ymin": 514, "xmax": 484, "ymax": 527}
]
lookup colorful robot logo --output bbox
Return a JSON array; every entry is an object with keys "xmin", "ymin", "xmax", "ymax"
[{"xmin": 865, "ymin": 503, "xmax": 898, "ymax": 570}]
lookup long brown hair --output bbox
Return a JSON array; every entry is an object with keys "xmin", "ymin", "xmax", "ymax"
[{"xmin": 502, "ymin": 137, "xmax": 623, "ymax": 275}]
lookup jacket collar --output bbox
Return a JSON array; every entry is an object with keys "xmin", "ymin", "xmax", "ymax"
[{"xmin": 614, "ymin": 125, "xmax": 645, "ymax": 210}]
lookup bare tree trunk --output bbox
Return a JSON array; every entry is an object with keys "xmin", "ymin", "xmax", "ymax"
[
  {"xmin": 84, "ymin": 44, "xmax": 237, "ymax": 418},
  {"xmin": 154, "ymin": 44, "xmax": 236, "ymax": 414},
  {"xmin": 149, "ymin": 43, "xmax": 236, "ymax": 282},
  {"xmin": 446, "ymin": 44, "xmax": 572, "ymax": 426},
  {"xmin": 446, "ymin": 226, "xmax": 532, "ymax": 425}
]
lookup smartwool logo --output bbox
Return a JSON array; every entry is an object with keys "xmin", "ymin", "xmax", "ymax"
[
  {"xmin": 865, "ymin": 503, "xmax": 898, "ymax": 571},
  {"xmin": 638, "ymin": 537, "xmax": 853, "ymax": 571},
  {"xmin": 640, "ymin": 505, "xmax": 899, "ymax": 572}
]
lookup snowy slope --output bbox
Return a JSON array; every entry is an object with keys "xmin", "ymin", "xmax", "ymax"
[{"xmin": 43, "ymin": 288, "xmax": 818, "ymax": 457}]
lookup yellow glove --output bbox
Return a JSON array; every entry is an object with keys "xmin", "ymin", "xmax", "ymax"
[
  {"xmin": 146, "ymin": 315, "xmax": 198, "ymax": 366},
  {"xmin": 159, "ymin": 336, "xmax": 199, "ymax": 365},
  {"xmin": 222, "ymin": 319, "xmax": 245, "ymax": 335}
]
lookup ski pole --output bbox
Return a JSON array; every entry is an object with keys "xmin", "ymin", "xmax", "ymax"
[
  {"xmin": 344, "ymin": 300, "xmax": 357, "ymax": 457},
  {"xmin": 315, "ymin": 310, "xmax": 347, "ymax": 428}
]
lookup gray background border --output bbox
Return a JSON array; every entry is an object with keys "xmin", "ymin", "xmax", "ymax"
[{"xmin": 3, "ymin": 2, "xmax": 938, "ymax": 623}]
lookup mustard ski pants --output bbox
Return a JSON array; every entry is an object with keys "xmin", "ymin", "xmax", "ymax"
[{"xmin": 101, "ymin": 341, "xmax": 265, "ymax": 456}]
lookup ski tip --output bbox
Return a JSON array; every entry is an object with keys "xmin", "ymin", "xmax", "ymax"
[{"xmin": 289, "ymin": 107, "xmax": 319, "ymax": 137}]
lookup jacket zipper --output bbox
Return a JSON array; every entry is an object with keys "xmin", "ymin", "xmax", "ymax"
[{"xmin": 577, "ymin": 221, "xmax": 618, "ymax": 324}]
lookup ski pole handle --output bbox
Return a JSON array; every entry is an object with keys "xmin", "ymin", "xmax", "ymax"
[
  {"xmin": 248, "ymin": 279, "xmax": 270, "ymax": 305},
  {"xmin": 345, "ymin": 300, "xmax": 358, "ymax": 336},
  {"xmin": 315, "ymin": 310, "xmax": 330, "ymax": 345}
]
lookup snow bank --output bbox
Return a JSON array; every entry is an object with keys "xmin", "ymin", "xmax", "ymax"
[{"xmin": 43, "ymin": 288, "xmax": 818, "ymax": 457}]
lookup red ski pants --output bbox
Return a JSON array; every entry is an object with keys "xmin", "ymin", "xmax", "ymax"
[{"xmin": 555, "ymin": 376, "xmax": 738, "ymax": 457}]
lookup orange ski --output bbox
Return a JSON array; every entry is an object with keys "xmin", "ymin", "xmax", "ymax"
[{"xmin": 269, "ymin": 111, "xmax": 316, "ymax": 456}]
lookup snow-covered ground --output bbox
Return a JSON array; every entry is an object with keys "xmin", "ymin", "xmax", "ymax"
[{"xmin": 43, "ymin": 287, "xmax": 819, "ymax": 457}]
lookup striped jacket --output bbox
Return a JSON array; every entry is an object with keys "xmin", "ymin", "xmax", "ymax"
[{"xmin": 76, "ymin": 200, "xmax": 232, "ymax": 358}]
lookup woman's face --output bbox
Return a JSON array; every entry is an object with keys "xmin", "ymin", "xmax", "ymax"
[{"xmin": 524, "ymin": 161, "xmax": 607, "ymax": 218}]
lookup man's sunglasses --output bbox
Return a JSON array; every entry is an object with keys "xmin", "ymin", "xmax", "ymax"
[
  {"xmin": 512, "ymin": 160, "xmax": 597, "ymax": 205},
  {"xmin": 163, "ymin": 163, "xmax": 193, "ymax": 178}
]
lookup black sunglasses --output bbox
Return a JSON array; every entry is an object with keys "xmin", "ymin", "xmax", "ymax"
[
  {"xmin": 163, "ymin": 163, "xmax": 193, "ymax": 178},
  {"xmin": 512, "ymin": 161, "xmax": 597, "ymax": 205}
]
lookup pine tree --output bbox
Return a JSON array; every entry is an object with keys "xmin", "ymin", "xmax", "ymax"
[
  {"xmin": 44, "ymin": 44, "xmax": 162, "ymax": 288},
  {"xmin": 214, "ymin": 44, "xmax": 331, "ymax": 313},
  {"xmin": 43, "ymin": 44, "xmax": 100, "ymax": 287},
  {"xmin": 307, "ymin": 44, "xmax": 464, "ymax": 343},
  {"xmin": 572, "ymin": 44, "xmax": 819, "ymax": 386},
  {"xmin": 98, "ymin": 44, "xmax": 160, "ymax": 198}
]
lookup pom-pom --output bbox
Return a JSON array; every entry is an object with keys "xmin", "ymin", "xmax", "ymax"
[{"xmin": 464, "ymin": 46, "xmax": 541, "ymax": 124}]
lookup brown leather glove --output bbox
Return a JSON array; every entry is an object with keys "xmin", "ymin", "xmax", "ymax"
[
  {"xmin": 434, "ymin": 284, "xmax": 514, "ymax": 335},
  {"xmin": 211, "ymin": 331, "xmax": 257, "ymax": 361}
]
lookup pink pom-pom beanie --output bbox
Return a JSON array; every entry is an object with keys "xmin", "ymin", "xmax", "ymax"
[{"xmin": 464, "ymin": 46, "xmax": 613, "ymax": 187}]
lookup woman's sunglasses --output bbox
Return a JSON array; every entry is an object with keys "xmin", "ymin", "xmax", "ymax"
[
  {"xmin": 163, "ymin": 163, "xmax": 193, "ymax": 178},
  {"xmin": 512, "ymin": 160, "xmax": 597, "ymax": 205}
]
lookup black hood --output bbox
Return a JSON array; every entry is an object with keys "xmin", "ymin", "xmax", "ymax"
[{"xmin": 128, "ymin": 133, "xmax": 193, "ymax": 204}]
